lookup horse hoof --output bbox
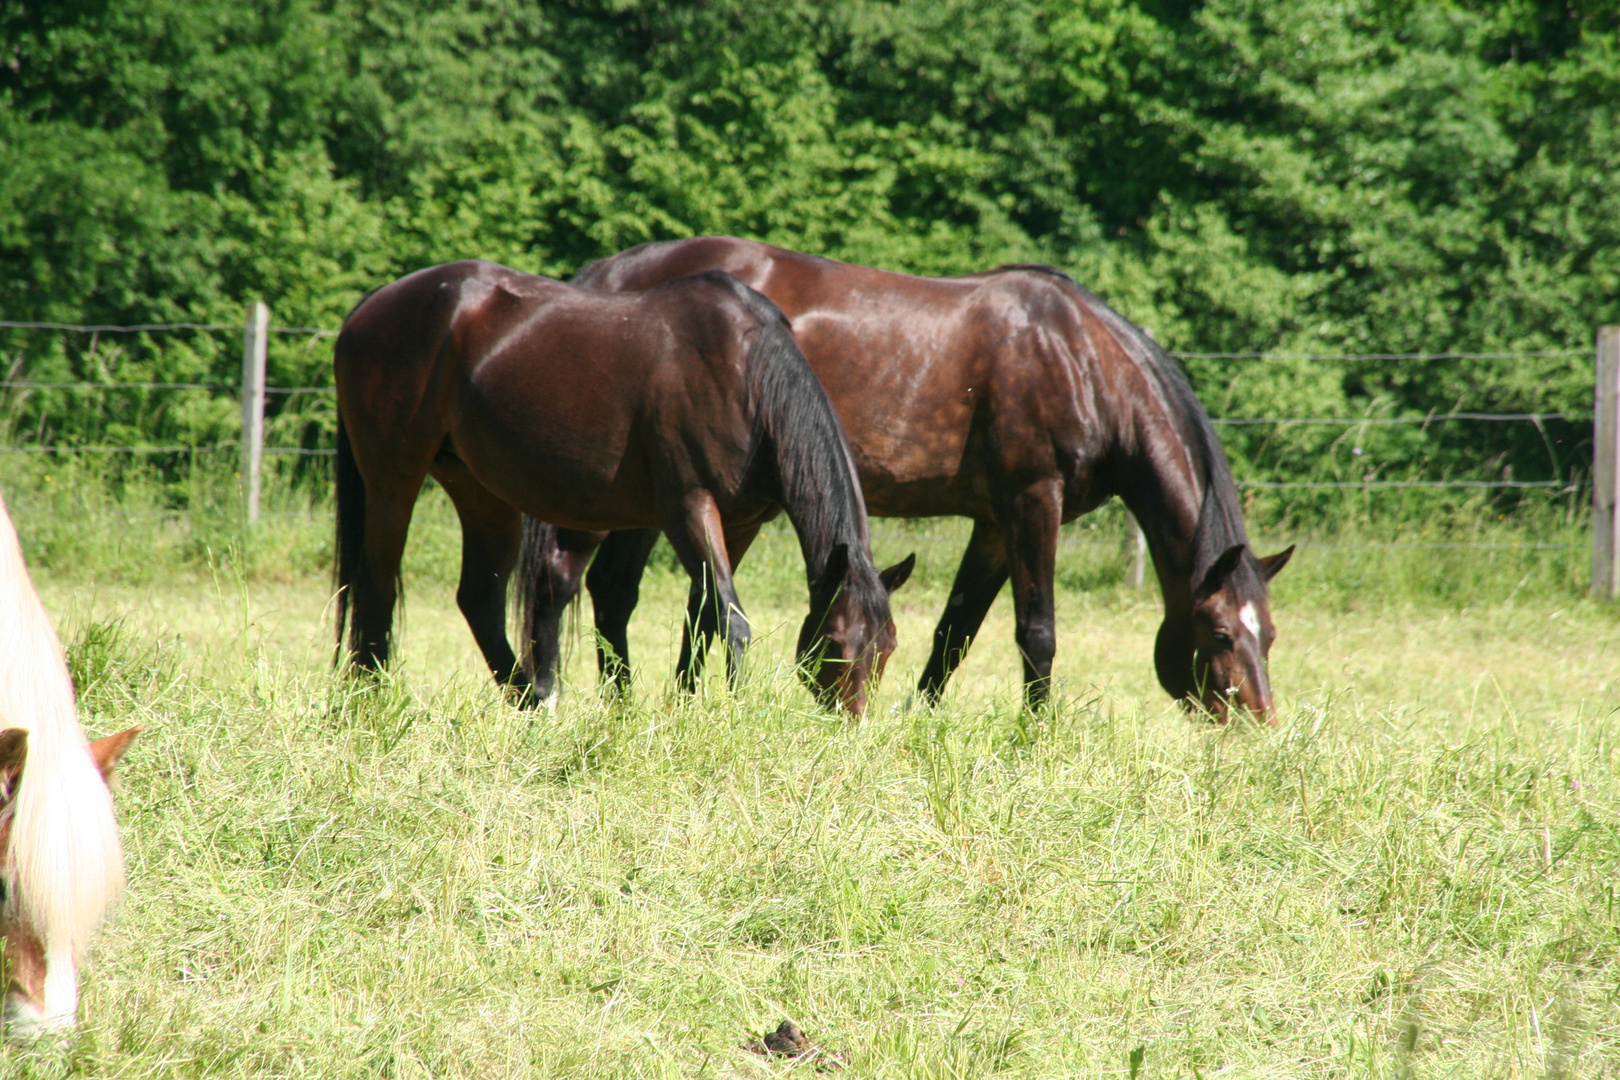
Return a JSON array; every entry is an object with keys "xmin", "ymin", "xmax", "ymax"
[
  {"xmin": 3, "ymin": 995, "xmax": 71, "ymax": 1046},
  {"xmin": 526, "ymin": 684, "xmax": 558, "ymax": 713}
]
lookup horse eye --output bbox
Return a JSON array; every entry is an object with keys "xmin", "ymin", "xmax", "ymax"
[{"xmin": 1213, "ymin": 630, "xmax": 1234, "ymax": 649}]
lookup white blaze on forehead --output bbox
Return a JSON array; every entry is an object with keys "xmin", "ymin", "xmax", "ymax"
[{"xmin": 1238, "ymin": 601, "xmax": 1261, "ymax": 641}]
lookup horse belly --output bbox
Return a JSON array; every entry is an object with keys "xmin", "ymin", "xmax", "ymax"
[
  {"xmin": 451, "ymin": 372, "xmax": 660, "ymax": 532},
  {"xmin": 795, "ymin": 319, "xmax": 981, "ymax": 515}
]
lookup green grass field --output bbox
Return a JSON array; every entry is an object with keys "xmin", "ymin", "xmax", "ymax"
[{"xmin": 3, "ymin": 476, "xmax": 1619, "ymax": 1078}]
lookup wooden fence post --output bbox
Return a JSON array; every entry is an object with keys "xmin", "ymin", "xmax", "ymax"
[
  {"xmin": 1595, "ymin": 326, "xmax": 1620, "ymax": 600},
  {"xmin": 241, "ymin": 301, "xmax": 268, "ymax": 525}
]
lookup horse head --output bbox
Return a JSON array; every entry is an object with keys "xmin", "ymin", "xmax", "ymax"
[
  {"xmin": 797, "ymin": 544, "xmax": 915, "ymax": 715},
  {"xmin": 1, "ymin": 725, "xmax": 139, "ymax": 1043},
  {"xmin": 1156, "ymin": 543, "xmax": 1294, "ymax": 723}
]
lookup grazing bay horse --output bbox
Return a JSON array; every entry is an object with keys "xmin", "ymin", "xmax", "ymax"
[
  {"xmin": 522, "ymin": 238, "xmax": 1293, "ymax": 720},
  {"xmin": 0, "ymin": 491, "xmax": 139, "ymax": 1041},
  {"xmin": 334, "ymin": 261, "xmax": 911, "ymax": 714}
]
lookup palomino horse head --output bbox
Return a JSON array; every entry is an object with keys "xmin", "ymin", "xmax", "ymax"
[
  {"xmin": 1156, "ymin": 543, "xmax": 1294, "ymax": 723},
  {"xmin": 798, "ymin": 544, "xmax": 916, "ymax": 714},
  {"xmin": 1, "ymin": 725, "xmax": 139, "ymax": 1042}
]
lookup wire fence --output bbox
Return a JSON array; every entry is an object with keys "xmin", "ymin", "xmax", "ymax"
[
  {"xmin": 0, "ymin": 318, "xmax": 1597, "ymax": 549},
  {"xmin": 0, "ymin": 320, "xmax": 336, "ymax": 336},
  {"xmin": 1171, "ymin": 349, "xmax": 1589, "ymax": 361},
  {"xmin": 0, "ymin": 318, "xmax": 336, "ymax": 458}
]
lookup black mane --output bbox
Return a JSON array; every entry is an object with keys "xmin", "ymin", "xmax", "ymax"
[{"xmin": 726, "ymin": 278, "xmax": 886, "ymax": 619}]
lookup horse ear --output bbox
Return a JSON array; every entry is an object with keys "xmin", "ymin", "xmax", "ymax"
[
  {"xmin": 818, "ymin": 543, "xmax": 851, "ymax": 595},
  {"xmin": 1195, "ymin": 544, "xmax": 1246, "ymax": 598},
  {"xmin": 0, "ymin": 729, "xmax": 28, "ymax": 797},
  {"xmin": 879, "ymin": 553, "xmax": 916, "ymax": 594},
  {"xmin": 1257, "ymin": 545, "xmax": 1295, "ymax": 581},
  {"xmin": 88, "ymin": 726, "xmax": 141, "ymax": 782}
]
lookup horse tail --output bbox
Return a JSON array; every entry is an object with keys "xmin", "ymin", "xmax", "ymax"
[
  {"xmin": 333, "ymin": 413, "xmax": 371, "ymax": 663},
  {"xmin": 513, "ymin": 514, "xmax": 554, "ymax": 680},
  {"xmin": 0, "ymin": 491, "xmax": 123, "ymax": 984}
]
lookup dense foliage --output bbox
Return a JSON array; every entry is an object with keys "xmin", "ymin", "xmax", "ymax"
[{"xmin": 1, "ymin": 0, "xmax": 1615, "ymax": 496}]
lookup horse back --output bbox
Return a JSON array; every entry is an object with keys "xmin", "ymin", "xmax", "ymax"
[
  {"xmin": 336, "ymin": 260, "xmax": 788, "ymax": 530},
  {"xmin": 575, "ymin": 240, "xmax": 1137, "ymax": 516}
]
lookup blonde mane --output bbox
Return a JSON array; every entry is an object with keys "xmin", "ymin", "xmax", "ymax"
[{"xmin": 0, "ymin": 490, "xmax": 124, "ymax": 977}]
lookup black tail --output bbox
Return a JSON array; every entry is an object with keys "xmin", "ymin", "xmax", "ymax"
[{"xmin": 334, "ymin": 415, "xmax": 401, "ymax": 665}]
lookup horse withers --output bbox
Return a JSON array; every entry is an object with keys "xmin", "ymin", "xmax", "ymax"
[
  {"xmin": 334, "ymin": 261, "xmax": 911, "ymax": 714},
  {"xmin": 524, "ymin": 237, "xmax": 1292, "ymax": 721},
  {"xmin": 0, "ymin": 491, "xmax": 139, "ymax": 1041}
]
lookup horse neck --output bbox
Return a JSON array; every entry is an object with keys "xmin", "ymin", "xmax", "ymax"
[{"xmin": 1114, "ymin": 392, "xmax": 1246, "ymax": 617}]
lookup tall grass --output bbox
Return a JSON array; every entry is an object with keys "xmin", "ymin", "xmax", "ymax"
[
  {"xmin": 1, "ymin": 456, "xmax": 1595, "ymax": 605},
  {"xmin": 1, "ymin": 461, "xmax": 1616, "ymax": 1077}
]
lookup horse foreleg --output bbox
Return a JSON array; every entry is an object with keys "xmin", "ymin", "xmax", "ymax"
[
  {"xmin": 584, "ymin": 528, "xmax": 660, "ymax": 696},
  {"xmin": 525, "ymin": 527, "xmax": 600, "ymax": 705},
  {"xmin": 717, "ymin": 523, "xmax": 762, "ymax": 687},
  {"xmin": 917, "ymin": 519, "xmax": 1009, "ymax": 706},
  {"xmin": 664, "ymin": 494, "xmax": 748, "ymax": 694},
  {"xmin": 1003, "ymin": 480, "xmax": 1062, "ymax": 710},
  {"xmin": 675, "ymin": 572, "xmax": 717, "ymax": 692},
  {"xmin": 2, "ymin": 922, "xmax": 67, "ymax": 1040}
]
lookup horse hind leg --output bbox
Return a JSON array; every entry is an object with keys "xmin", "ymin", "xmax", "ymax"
[
  {"xmin": 346, "ymin": 476, "xmax": 424, "ymax": 672},
  {"xmin": 917, "ymin": 519, "xmax": 1009, "ymax": 706},
  {"xmin": 585, "ymin": 528, "xmax": 660, "ymax": 696},
  {"xmin": 434, "ymin": 463, "xmax": 532, "ymax": 700}
]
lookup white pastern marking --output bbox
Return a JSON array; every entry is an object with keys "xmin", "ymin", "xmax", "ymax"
[
  {"xmin": 40, "ymin": 947, "xmax": 77, "ymax": 1025},
  {"xmin": 1238, "ymin": 601, "xmax": 1261, "ymax": 642}
]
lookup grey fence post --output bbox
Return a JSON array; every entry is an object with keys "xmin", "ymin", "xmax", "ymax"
[
  {"xmin": 241, "ymin": 301, "xmax": 268, "ymax": 525},
  {"xmin": 1595, "ymin": 326, "xmax": 1620, "ymax": 600}
]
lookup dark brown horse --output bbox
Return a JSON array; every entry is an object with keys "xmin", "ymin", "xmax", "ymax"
[
  {"xmin": 517, "ymin": 238, "xmax": 1293, "ymax": 720},
  {"xmin": 333, "ymin": 260, "xmax": 912, "ymax": 714}
]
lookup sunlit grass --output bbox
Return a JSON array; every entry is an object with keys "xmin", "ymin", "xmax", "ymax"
[{"xmin": 2, "ymin": 477, "xmax": 1618, "ymax": 1077}]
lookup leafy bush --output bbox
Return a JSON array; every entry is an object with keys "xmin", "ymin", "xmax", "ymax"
[{"xmin": 1, "ymin": 0, "xmax": 1614, "ymax": 496}]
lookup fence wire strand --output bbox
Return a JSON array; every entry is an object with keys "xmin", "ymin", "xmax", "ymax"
[
  {"xmin": 1239, "ymin": 479, "xmax": 1568, "ymax": 490},
  {"xmin": 1172, "ymin": 349, "xmax": 1588, "ymax": 360},
  {"xmin": 0, "ymin": 320, "xmax": 333, "ymax": 335},
  {"xmin": 1, "ymin": 380, "xmax": 238, "ymax": 391},
  {"xmin": 1213, "ymin": 412, "xmax": 1572, "ymax": 426},
  {"xmin": 0, "ymin": 445, "xmax": 334, "ymax": 455},
  {"xmin": 0, "ymin": 322, "xmax": 1594, "ymax": 544}
]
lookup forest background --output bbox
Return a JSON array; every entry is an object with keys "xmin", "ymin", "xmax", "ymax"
[{"xmin": 1, "ymin": 0, "xmax": 1618, "ymax": 505}]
